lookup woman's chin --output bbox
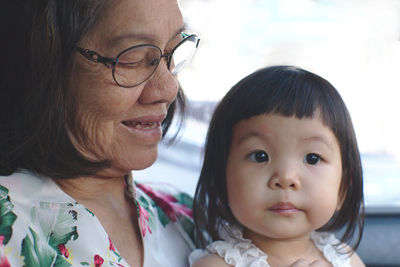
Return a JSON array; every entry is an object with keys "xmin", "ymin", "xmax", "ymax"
[{"xmin": 121, "ymin": 149, "xmax": 159, "ymax": 172}]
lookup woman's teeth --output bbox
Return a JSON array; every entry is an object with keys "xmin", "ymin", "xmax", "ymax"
[{"xmin": 124, "ymin": 121, "xmax": 159, "ymax": 129}]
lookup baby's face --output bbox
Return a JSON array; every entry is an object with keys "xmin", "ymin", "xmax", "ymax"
[{"xmin": 226, "ymin": 113, "xmax": 342, "ymax": 242}]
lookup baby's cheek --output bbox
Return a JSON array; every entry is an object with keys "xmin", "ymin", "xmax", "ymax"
[
  {"xmin": 308, "ymin": 194, "xmax": 338, "ymax": 228},
  {"xmin": 229, "ymin": 194, "xmax": 263, "ymax": 223}
]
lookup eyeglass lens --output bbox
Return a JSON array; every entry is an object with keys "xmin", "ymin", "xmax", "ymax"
[
  {"xmin": 113, "ymin": 35, "xmax": 198, "ymax": 88},
  {"xmin": 170, "ymin": 35, "xmax": 198, "ymax": 75}
]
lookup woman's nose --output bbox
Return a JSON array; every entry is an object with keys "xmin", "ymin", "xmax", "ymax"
[{"xmin": 139, "ymin": 62, "xmax": 179, "ymax": 105}]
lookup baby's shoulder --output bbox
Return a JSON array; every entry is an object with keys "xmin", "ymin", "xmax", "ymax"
[
  {"xmin": 192, "ymin": 253, "xmax": 231, "ymax": 267},
  {"xmin": 345, "ymin": 244, "xmax": 365, "ymax": 267}
]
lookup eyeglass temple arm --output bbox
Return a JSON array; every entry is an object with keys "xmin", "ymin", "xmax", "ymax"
[
  {"xmin": 76, "ymin": 47, "xmax": 116, "ymax": 68},
  {"xmin": 182, "ymin": 33, "xmax": 200, "ymax": 48}
]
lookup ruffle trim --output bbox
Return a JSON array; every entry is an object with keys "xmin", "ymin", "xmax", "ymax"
[
  {"xmin": 311, "ymin": 231, "xmax": 351, "ymax": 267},
  {"xmin": 190, "ymin": 229, "xmax": 352, "ymax": 267},
  {"xmin": 205, "ymin": 227, "xmax": 269, "ymax": 267}
]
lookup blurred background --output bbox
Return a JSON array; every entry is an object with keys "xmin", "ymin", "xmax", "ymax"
[
  {"xmin": 135, "ymin": 0, "xmax": 400, "ymax": 264},
  {"xmin": 137, "ymin": 0, "xmax": 400, "ymax": 207}
]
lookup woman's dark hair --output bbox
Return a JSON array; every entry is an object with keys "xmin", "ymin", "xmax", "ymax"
[
  {"xmin": 193, "ymin": 65, "xmax": 364, "ymax": 250},
  {"xmin": 0, "ymin": 1, "xmax": 186, "ymax": 178}
]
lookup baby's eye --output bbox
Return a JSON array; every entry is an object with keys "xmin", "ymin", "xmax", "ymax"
[
  {"xmin": 247, "ymin": 151, "xmax": 269, "ymax": 163},
  {"xmin": 304, "ymin": 153, "xmax": 320, "ymax": 165}
]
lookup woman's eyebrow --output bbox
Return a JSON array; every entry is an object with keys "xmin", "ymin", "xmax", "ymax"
[
  {"xmin": 108, "ymin": 24, "xmax": 188, "ymax": 47},
  {"xmin": 176, "ymin": 23, "xmax": 188, "ymax": 36}
]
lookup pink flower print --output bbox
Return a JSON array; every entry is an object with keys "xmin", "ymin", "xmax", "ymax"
[
  {"xmin": 137, "ymin": 184, "xmax": 192, "ymax": 222},
  {"xmin": 0, "ymin": 236, "xmax": 10, "ymax": 267},
  {"xmin": 169, "ymin": 202, "xmax": 192, "ymax": 219},
  {"xmin": 138, "ymin": 204, "xmax": 152, "ymax": 237},
  {"xmin": 0, "ymin": 257, "xmax": 10, "ymax": 267},
  {"xmin": 58, "ymin": 244, "xmax": 69, "ymax": 258},
  {"xmin": 109, "ymin": 237, "xmax": 115, "ymax": 251},
  {"xmin": 94, "ymin": 254, "xmax": 104, "ymax": 267}
]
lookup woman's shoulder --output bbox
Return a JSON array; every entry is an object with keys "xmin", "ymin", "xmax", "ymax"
[
  {"xmin": 134, "ymin": 181, "xmax": 193, "ymax": 220},
  {"xmin": 0, "ymin": 171, "xmax": 98, "ymax": 267},
  {"xmin": 136, "ymin": 181, "xmax": 193, "ymax": 200},
  {"xmin": 132, "ymin": 181, "xmax": 197, "ymax": 265},
  {"xmin": 0, "ymin": 170, "xmax": 42, "ymax": 193},
  {"xmin": 0, "ymin": 170, "xmax": 72, "ymax": 203}
]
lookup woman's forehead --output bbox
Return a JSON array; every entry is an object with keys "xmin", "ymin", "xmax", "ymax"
[{"xmin": 89, "ymin": 0, "xmax": 183, "ymax": 46}]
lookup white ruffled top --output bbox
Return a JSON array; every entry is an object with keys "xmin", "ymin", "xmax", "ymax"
[{"xmin": 189, "ymin": 227, "xmax": 351, "ymax": 267}]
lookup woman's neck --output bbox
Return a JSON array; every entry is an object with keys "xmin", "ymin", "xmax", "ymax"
[
  {"xmin": 53, "ymin": 174, "xmax": 128, "ymax": 204},
  {"xmin": 54, "ymin": 174, "xmax": 143, "ymax": 267}
]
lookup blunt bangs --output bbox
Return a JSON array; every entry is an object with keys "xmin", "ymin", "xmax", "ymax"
[{"xmin": 223, "ymin": 66, "xmax": 346, "ymax": 135}]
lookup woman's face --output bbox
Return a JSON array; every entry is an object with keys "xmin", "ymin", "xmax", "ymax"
[{"xmin": 68, "ymin": 0, "xmax": 184, "ymax": 176}]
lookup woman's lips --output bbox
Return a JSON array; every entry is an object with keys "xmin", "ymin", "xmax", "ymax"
[
  {"xmin": 122, "ymin": 121, "xmax": 161, "ymax": 130},
  {"xmin": 122, "ymin": 114, "xmax": 165, "ymax": 131},
  {"xmin": 269, "ymin": 202, "xmax": 300, "ymax": 215},
  {"xmin": 121, "ymin": 115, "xmax": 165, "ymax": 143}
]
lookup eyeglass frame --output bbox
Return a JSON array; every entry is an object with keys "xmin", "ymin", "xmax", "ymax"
[{"xmin": 76, "ymin": 33, "xmax": 200, "ymax": 88}]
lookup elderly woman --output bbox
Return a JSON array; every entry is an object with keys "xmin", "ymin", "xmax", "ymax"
[{"xmin": 0, "ymin": 0, "xmax": 199, "ymax": 266}]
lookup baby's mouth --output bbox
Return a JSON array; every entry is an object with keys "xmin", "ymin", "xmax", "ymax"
[{"xmin": 269, "ymin": 202, "xmax": 300, "ymax": 214}]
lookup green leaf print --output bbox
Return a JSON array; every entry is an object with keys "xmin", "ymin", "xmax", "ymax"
[
  {"xmin": 21, "ymin": 228, "xmax": 60, "ymax": 267},
  {"xmin": 21, "ymin": 203, "xmax": 78, "ymax": 267},
  {"xmin": 85, "ymin": 208, "xmax": 95, "ymax": 216},
  {"xmin": 180, "ymin": 216, "xmax": 195, "ymax": 242},
  {"xmin": 111, "ymin": 250, "xmax": 122, "ymax": 262},
  {"xmin": 0, "ymin": 185, "xmax": 17, "ymax": 245},
  {"xmin": 155, "ymin": 205, "xmax": 170, "ymax": 227},
  {"xmin": 175, "ymin": 192, "xmax": 193, "ymax": 209},
  {"xmin": 53, "ymin": 255, "xmax": 72, "ymax": 267},
  {"xmin": 137, "ymin": 196, "xmax": 157, "ymax": 231}
]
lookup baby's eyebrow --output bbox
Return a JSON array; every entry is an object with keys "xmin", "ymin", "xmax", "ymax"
[
  {"xmin": 302, "ymin": 135, "xmax": 335, "ymax": 150},
  {"xmin": 236, "ymin": 131, "xmax": 269, "ymax": 146}
]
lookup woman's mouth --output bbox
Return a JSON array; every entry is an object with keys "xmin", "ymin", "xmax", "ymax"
[{"xmin": 122, "ymin": 121, "xmax": 161, "ymax": 130}]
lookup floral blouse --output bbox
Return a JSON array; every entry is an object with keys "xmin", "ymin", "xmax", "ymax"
[{"xmin": 0, "ymin": 170, "xmax": 196, "ymax": 267}]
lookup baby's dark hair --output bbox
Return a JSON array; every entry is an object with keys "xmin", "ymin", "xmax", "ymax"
[{"xmin": 193, "ymin": 65, "xmax": 364, "ymax": 250}]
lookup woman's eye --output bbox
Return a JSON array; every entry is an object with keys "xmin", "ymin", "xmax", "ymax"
[
  {"xmin": 304, "ymin": 153, "xmax": 320, "ymax": 165},
  {"xmin": 248, "ymin": 151, "xmax": 269, "ymax": 163},
  {"xmin": 118, "ymin": 60, "xmax": 143, "ymax": 69},
  {"xmin": 149, "ymin": 57, "xmax": 160, "ymax": 66}
]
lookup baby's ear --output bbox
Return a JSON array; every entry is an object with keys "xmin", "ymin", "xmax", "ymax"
[
  {"xmin": 336, "ymin": 185, "xmax": 347, "ymax": 211},
  {"xmin": 336, "ymin": 196, "xmax": 345, "ymax": 211}
]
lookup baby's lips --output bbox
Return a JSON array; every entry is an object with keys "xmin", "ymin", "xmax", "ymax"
[{"xmin": 269, "ymin": 202, "xmax": 298, "ymax": 211}]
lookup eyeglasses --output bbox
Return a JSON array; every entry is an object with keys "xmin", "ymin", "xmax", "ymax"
[{"xmin": 76, "ymin": 33, "xmax": 200, "ymax": 88}]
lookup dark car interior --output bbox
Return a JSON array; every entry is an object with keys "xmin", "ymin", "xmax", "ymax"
[{"xmin": 357, "ymin": 207, "xmax": 400, "ymax": 267}]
